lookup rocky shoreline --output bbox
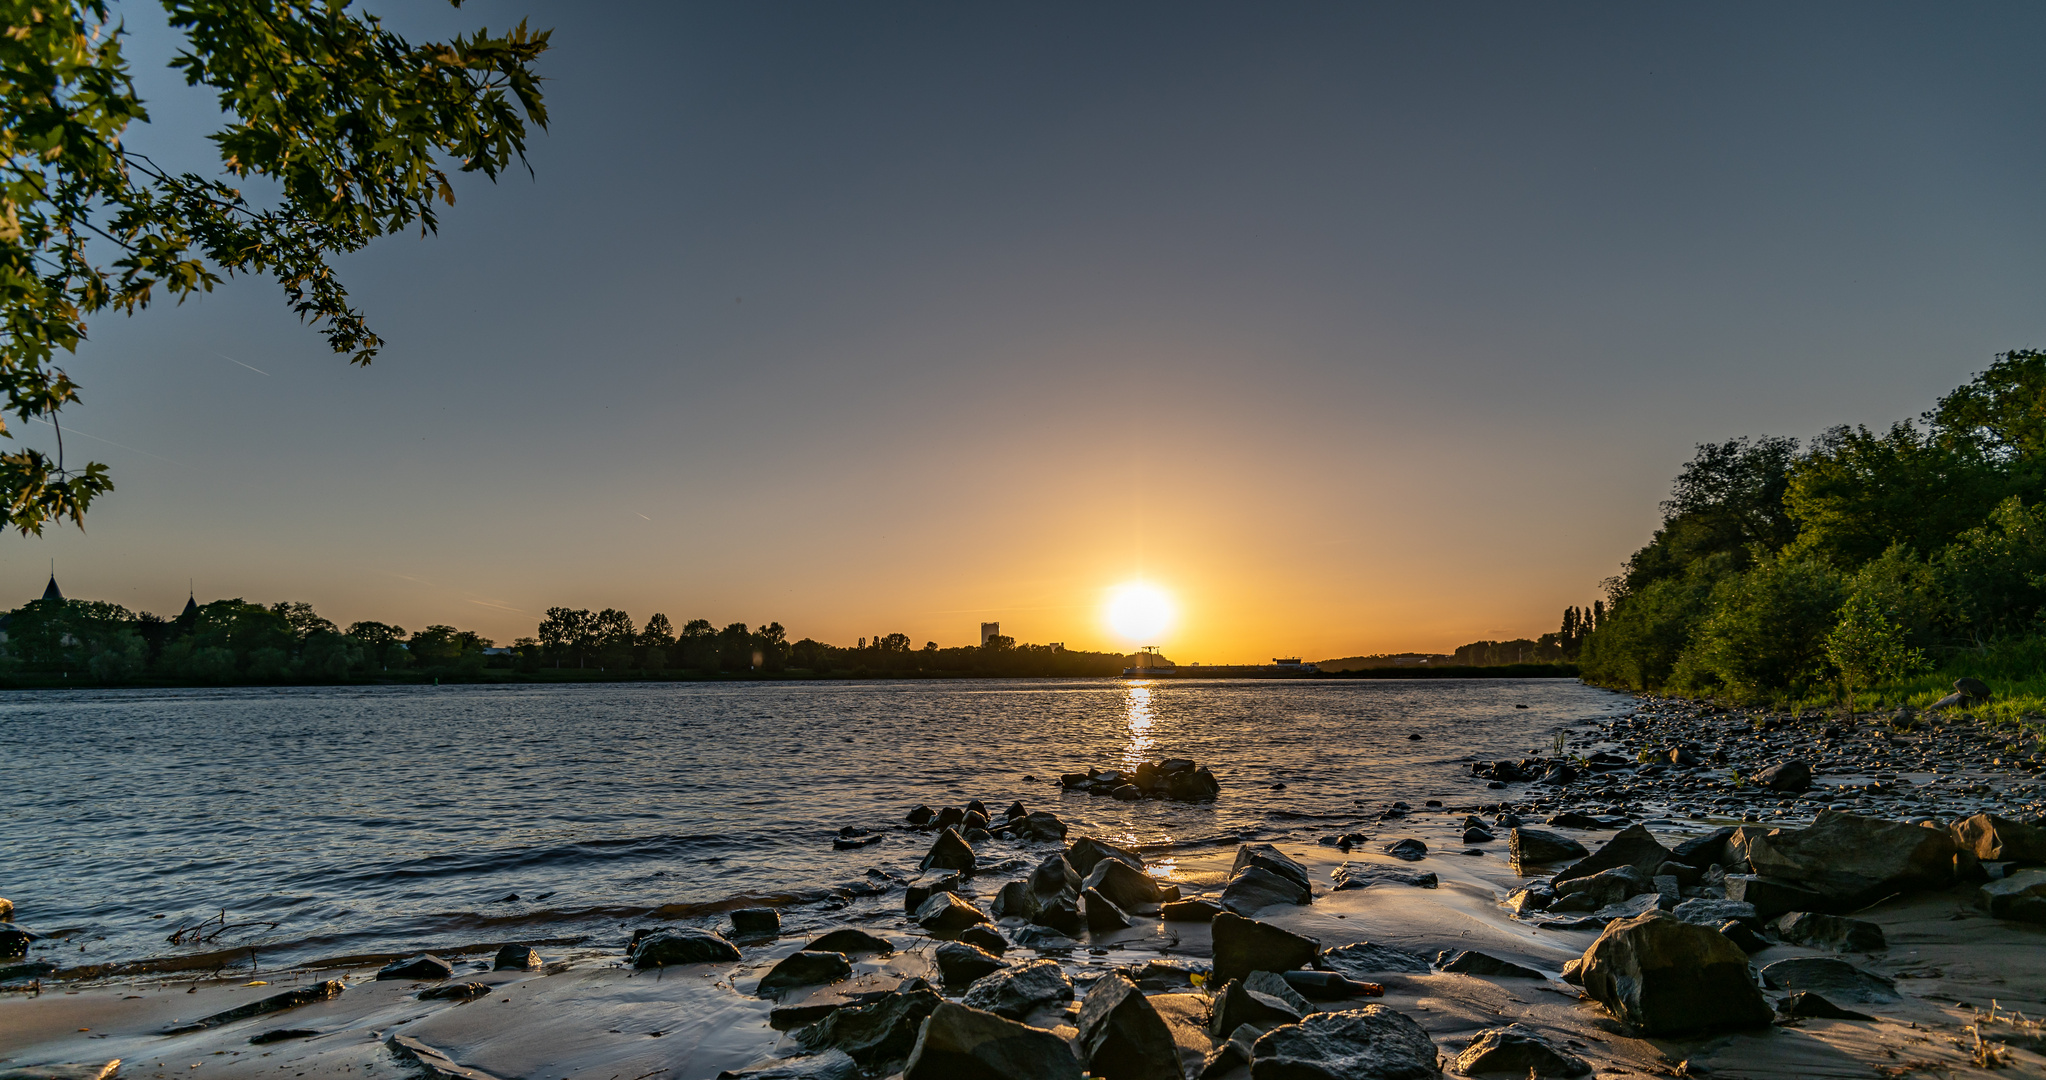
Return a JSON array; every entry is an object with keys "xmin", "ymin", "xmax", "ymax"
[{"xmin": 6, "ymin": 703, "xmax": 2046, "ymax": 1079}]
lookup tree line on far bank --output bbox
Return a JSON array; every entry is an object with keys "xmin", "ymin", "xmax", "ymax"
[
  {"xmin": 0, "ymin": 596, "xmax": 1127, "ymax": 685},
  {"xmin": 1576, "ymin": 349, "xmax": 2046, "ymax": 711}
]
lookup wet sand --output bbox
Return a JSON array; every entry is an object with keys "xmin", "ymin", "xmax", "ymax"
[{"xmin": 8, "ymin": 807, "xmax": 2045, "ymax": 1080}]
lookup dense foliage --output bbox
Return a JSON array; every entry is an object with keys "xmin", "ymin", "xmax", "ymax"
[
  {"xmin": 1580, "ymin": 349, "xmax": 2046, "ymax": 704},
  {"xmin": 0, "ymin": 0, "xmax": 547, "ymax": 533}
]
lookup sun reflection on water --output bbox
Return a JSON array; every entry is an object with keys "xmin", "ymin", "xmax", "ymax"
[{"xmin": 1122, "ymin": 683, "xmax": 1156, "ymax": 772}]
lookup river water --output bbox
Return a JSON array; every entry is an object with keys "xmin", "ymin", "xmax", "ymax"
[{"xmin": 0, "ymin": 678, "xmax": 1631, "ymax": 977}]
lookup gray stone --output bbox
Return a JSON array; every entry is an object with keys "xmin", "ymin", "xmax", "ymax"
[
  {"xmin": 492, "ymin": 944, "xmax": 542, "ymax": 971},
  {"xmin": 1085, "ymin": 858, "xmax": 1163, "ymax": 911},
  {"xmin": 1222, "ymin": 865, "xmax": 1312, "ymax": 914},
  {"xmin": 1672, "ymin": 827, "xmax": 1737, "ymax": 867},
  {"xmin": 1669, "ymin": 899, "xmax": 1758, "ymax": 927},
  {"xmin": 417, "ymin": 982, "xmax": 491, "ymax": 1002},
  {"xmin": 1208, "ymin": 977, "xmax": 1304, "ymax": 1039},
  {"xmin": 961, "ymin": 958, "xmax": 1073, "ymax": 1019},
  {"xmin": 1331, "ymin": 863, "xmax": 1437, "ymax": 891},
  {"xmin": 1453, "ymin": 1024, "xmax": 1592, "ymax": 1076},
  {"xmin": 1321, "ymin": 942, "xmax": 1433, "ymax": 976},
  {"xmin": 916, "ymin": 892, "xmax": 992, "ymax": 937},
  {"xmin": 162, "ymin": 980, "xmax": 347, "ymax": 1034},
  {"xmin": 715, "ymin": 1050, "xmax": 861, "ymax": 1080},
  {"xmin": 1244, "ymin": 970, "xmax": 1313, "ymax": 1013},
  {"xmin": 1201, "ymin": 1024, "xmax": 1262, "ymax": 1080},
  {"xmin": 1510, "ymin": 829, "xmax": 1589, "ymax": 872},
  {"xmin": 1248, "ymin": 1005, "xmax": 1440, "ymax": 1080},
  {"xmin": 1759, "ymin": 957, "xmax": 1900, "ymax": 1003},
  {"xmin": 1434, "ymin": 950, "xmax": 1544, "ymax": 978},
  {"xmin": 731, "ymin": 908, "xmax": 781, "ymax": 937},
  {"xmin": 1382, "ymin": 838, "xmax": 1428, "ymax": 861},
  {"xmin": 1083, "ymin": 888, "xmax": 1132, "ymax": 933},
  {"xmin": 794, "ymin": 987, "xmax": 944, "ymax": 1067},
  {"xmin": 1031, "ymin": 893, "xmax": 1085, "ymax": 937},
  {"xmin": 903, "ymin": 1001, "xmax": 1084, "ymax": 1080},
  {"xmin": 958, "ymin": 924, "xmax": 1007, "ymax": 956},
  {"xmin": 1745, "ymin": 811, "xmax": 1957, "ymax": 909},
  {"xmin": 1075, "ymin": 973, "xmax": 1181, "ymax": 1080},
  {"xmin": 935, "ymin": 941, "xmax": 1006, "ymax": 987},
  {"xmin": 1068, "ymin": 836, "xmax": 1146, "ymax": 877},
  {"xmin": 1774, "ymin": 992, "xmax": 1875, "ymax": 1022},
  {"xmin": 1016, "ymin": 811, "xmax": 1070, "ymax": 843},
  {"xmin": 1754, "ymin": 760, "xmax": 1812, "ymax": 793},
  {"xmin": 1725, "ymin": 875, "xmax": 1829, "ymax": 921},
  {"xmin": 1550, "ymin": 866, "xmax": 1651, "ymax": 910},
  {"xmin": 385, "ymin": 1034, "xmax": 508, "ymax": 1080},
  {"xmin": 1954, "ymin": 813, "xmax": 2046, "ymax": 863},
  {"xmin": 904, "ymin": 873, "xmax": 961, "ymax": 915},
  {"xmin": 1980, "ymin": 867, "xmax": 2046, "ymax": 922},
  {"xmin": 1233, "ymin": 844, "xmax": 1314, "ymax": 894},
  {"xmin": 760, "ymin": 951, "xmax": 854, "ymax": 995},
  {"xmin": 1504, "ymin": 884, "xmax": 1555, "ymax": 917},
  {"xmin": 1578, "ymin": 911, "xmax": 1772, "ymax": 1035},
  {"xmin": 922, "ymin": 828, "xmax": 977, "ymax": 873},
  {"xmin": 1009, "ymin": 924, "xmax": 1078, "ymax": 950},
  {"xmin": 803, "ymin": 929, "xmax": 894, "ymax": 956},
  {"xmin": 1162, "ymin": 898, "xmax": 1225, "ymax": 921},
  {"xmin": 1280, "ymin": 970, "xmax": 1384, "ymax": 1000},
  {"xmin": 1212, "ymin": 912, "xmax": 1320, "ymax": 984},
  {"xmin": 377, "ymin": 954, "xmax": 454, "ymax": 981},
  {"xmin": 1553, "ymin": 825, "xmax": 1671, "ymax": 885},
  {"xmin": 1773, "ymin": 911, "xmax": 1886, "ymax": 952},
  {"xmin": 1464, "ymin": 827, "xmax": 1496, "ymax": 844}
]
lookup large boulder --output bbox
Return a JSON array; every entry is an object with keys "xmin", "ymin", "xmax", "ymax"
[
  {"xmin": 1207, "ymin": 977, "xmax": 1304, "ymax": 1038},
  {"xmin": 1233, "ymin": 844, "xmax": 1313, "ymax": 895},
  {"xmin": 902, "ymin": 1001, "xmax": 1084, "ymax": 1080},
  {"xmin": 922, "ymin": 828, "xmax": 977, "ymax": 873},
  {"xmin": 1222, "ymin": 866, "xmax": 1312, "ymax": 914},
  {"xmin": 904, "ymin": 873, "xmax": 961, "ymax": 915},
  {"xmin": 1248, "ymin": 1006, "xmax": 1440, "ymax": 1080},
  {"xmin": 804, "ymin": 929, "xmax": 894, "ymax": 956},
  {"xmin": 916, "ymin": 893, "xmax": 992, "ymax": 937},
  {"xmin": 630, "ymin": 932, "xmax": 739, "ymax": 969},
  {"xmin": 1454, "ymin": 1024, "xmax": 1592, "ymax": 1077},
  {"xmin": 1015, "ymin": 811, "xmax": 1070, "ymax": 843},
  {"xmin": 1578, "ymin": 912, "xmax": 1771, "ymax": 1035},
  {"xmin": 1211, "ymin": 912, "xmax": 1320, "ymax": 985},
  {"xmin": 1075, "ymin": 974, "xmax": 1181, "ymax": 1080},
  {"xmin": 961, "ymin": 959, "xmax": 1074, "ymax": 1020},
  {"xmin": 1759, "ymin": 957, "xmax": 1900, "ymax": 1003},
  {"xmin": 1753, "ymin": 760, "xmax": 1812, "ymax": 793},
  {"xmin": 1773, "ymin": 911, "xmax": 1885, "ymax": 952},
  {"xmin": 1510, "ymin": 829, "xmax": 1589, "ymax": 873},
  {"xmin": 1952, "ymin": 813, "xmax": 2046, "ymax": 863},
  {"xmin": 1331, "ymin": 864, "xmax": 1437, "ymax": 891},
  {"xmin": 1671, "ymin": 827, "xmax": 1738, "ymax": 867},
  {"xmin": 1085, "ymin": 859, "xmax": 1163, "ymax": 911},
  {"xmin": 1980, "ymin": 867, "xmax": 2046, "ymax": 922},
  {"xmin": 1669, "ymin": 899, "xmax": 1758, "ymax": 927},
  {"xmin": 795, "ymin": 987, "xmax": 944, "ymax": 1067},
  {"xmin": 1549, "ymin": 866, "xmax": 1652, "ymax": 911},
  {"xmin": 1082, "ymin": 888, "xmax": 1133, "ymax": 933},
  {"xmin": 1724, "ymin": 874, "xmax": 1829, "ymax": 921},
  {"xmin": 1068, "ymin": 837, "xmax": 1146, "ymax": 877},
  {"xmin": 935, "ymin": 942, "xmax": 1006, "ymax": 988},
  {"xmin": 1162, "ymin": 898, "xmax": 1226, "ymax": 922},
  {"xmin": 1553, "ymin": 825, "xmax": 1671, "ymax": 885},
  {"xmin": 760, "ymin": 951, "xmax": 854, "ymax": 996},
  {"xmin": 1320, "ymin": 942, "xmax": 1433, "ymax": 976},
  {"xmin": 1745, "ymin": 811, "xmax": 1957, "ymax": 909}
]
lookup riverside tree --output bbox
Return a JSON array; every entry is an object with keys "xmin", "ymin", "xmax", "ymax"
[{"xmin": 0, "ymin": 1, "xmax": 549, "ymax": 533}]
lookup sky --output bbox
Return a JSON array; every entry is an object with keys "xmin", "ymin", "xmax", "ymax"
[{"xmin": 13, "ymin": 2, "xmax": 2046, "ymax": 661}]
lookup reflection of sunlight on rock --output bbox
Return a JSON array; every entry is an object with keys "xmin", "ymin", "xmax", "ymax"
[{"xmin": 1122, "ymin": 684, "xmax": 1156, "ymax": 771}]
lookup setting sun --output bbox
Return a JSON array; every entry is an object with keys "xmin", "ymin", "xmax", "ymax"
[{"xmin": 1105, "ymin": 582, "xmax": 1176, "ymax": 644}]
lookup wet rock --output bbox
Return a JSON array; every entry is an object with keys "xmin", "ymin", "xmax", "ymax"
[
  {"xmin": 1454, "ymin": 1024, "xmax": 1593, "ymax": 1076},
  {"xmin": 804, "ymin": 929, "xmax": 894, "ymax": 956},
  {"xmin": 1510, "ymin": 828, "xmax": 1590, "ymax": 872},
  {"xmin": 1553, "ymin": 824, "xmax": 1671, "ymax": 885},
  {"xmin": 1201, "ymin": 1023, "xmax": 1262, "ymax": 1080},
  {"xmin": 921, "ymin": 827, "xmax": 977, "ymax": 873},
  {"xmin": 1321, "ymin": 942, "xmax": 1434, "ymax": 976},
  {"xmin": 731, "ymin": 908, "xmax": 781, "ymax": 937},
  {"xmin": 1031, "ymin": 893, "xmax": 1085, "ymax": 937},
  {"xmin": 1332, "ymin": 863, "xmax": 1437, "ymax": 891},
  {"xmin": 1672, "ymin": 827, "xmax": 1737, "ymax": 867},
  {"xmin": 1746, "ymin": 811, "xmax": 1957, "ymax": 909},
  {"xmin": 1548, "ymin": 811, "xmax": 1601, "ymax": 829},
  {"xmin": 916, "ymin": 892, "xmax": 992, "ymax": 937},
  {"xmin": 1775, "ymin": 991, "xmax": 1875, "ymax": 1022},
  {"xmin": 249, "ymin": 1029, "xmax": 322, "ymax": 1045},
  {"xmin": 1579, "ymin": 911, "xmax": 1772, "ymax": 1035},
  {"xmin": 1162, "ymin": 898, "xmax": 1225, "ymax": 921},
  {"xmin": 1083, "ymin": 887, "xmax": 1133, "ymax": 932},
  {"xmin": 1112, "ymin": 784, "xmax": 1143, "ymax": 800},
  {"xmin": 903, "ymin": 1001, "xmax": 1085, "ymax": 1080},
  {"xmin": 760, "ymin": 951, "xmax": 854, "ymax": 995},
  {"xmin": 1434, "ymin": 950, "xmax": 1544, "ymax": 978},
  {"xmin": 1207, "ymin": 977, "xmax": 1304, "ymax": 1038},
  {"xmin": 1753, "ymin": 760, "xmax": 1812, "ymax": 793},
  {"xmin": 1669, "ymin": 899, "xmax": 1758, "ymax": 927},
  {"xmin": 991, "ymin": 880, "xmax": 1033, "ymax": 920},
  {"xmin": 417, "ymin": 982, "xmax": 492, "ymax": 1002},
  {"xmin": 632, "ymin": 929, "xmax": 741, "ymax": 969},
  {"xmin": 1015, "ymin": 811, "xmax": 1069, "ymax": 843},
  {"xmin": 1760, "ymin": 957, "xmax": 1901, "ymax": 1003},
  {"xmin": 1319, "ymin": 832, "xmax": 1371, "ymax": 852},
  {"xmin": 1550, "ymin": 865, "xmax": 1652, "ymax": 911},
  {"xmin": 0, "ymin": 898, "xmax": 11, "ymax": 921},
  {"xmin": 795, "ymin": 987, "xmax": 944, "ymax": 1067},
  {"xmin": 1075, "ymin": 973, "xmax": 1182, "ymax": 1080},
  {"xmin": 1211, "ymin": 911, "xmax": 1320, "ymax": 984},
  {"xmin": 1725, "ymin": 875, "xmax": 1829, "ymax": 921},
  {"xmin": 386, "ymin": 1033, "xmax": 510, "ymax": 1080},
  {"xmin": 1773, "ymin": 911, "xmax": 1885, "ymax": 952},
  {"xmin": 1952, "ymin": 813, "xmax": 2046, "ymax": 863},
  {"xmin": 1717, "ymin": 919, "xmax": 1769, "ymax": 953},
  {"xmin": 1009, "ymin": 924, "xmax": 1079, "ymax": 950},
  {"xmin": 378, "ymin": 954, "xmax": 455, "ymax": 981},
  {"xmin": 492, "ymin": 944, "xmax": 541, "ymax": 971},
  {"xmin": 1504, "ymin": 883, "xmax": 1555, "ymax": 917},
  {"xmin": 1464, "ymin": 827, "xmax": 1495, "ymax": 843},
  {"xmin": 1234, "ymin": 844, "xmax": 1314, "ymax": 894},
  {"xmin": 0, "ymin": 927, "xmax": 31, "ymax": 962},
  {"xmin": 935, "ymin": 941, "xmax": 1006, "ymax": 987},
  {"xmin": 907, "ymin": 805, "xmax": 936, "ymax": 826},
  {"xmin": 716, "ymin": 1050, "xmax": 862, "ymax": 1080},
  {"xmin": 1068, "ymin": 836, "xmax": 1146, "ymax": 877},
  {"xmin": 1980, "ymin": 867, "xmax": 2046, "ymax": 922},
  {"xmin": 1382, "ymin": 838, "xmax": 1428, "ymax": 861},
  {"xmin": 1086, "ymin": 858, "xmax": 1164, "ymax": 910},
  {"xmin": 1222, "ymin": 865, "xmax": 1312, "ymax": 914},
  {"xmin": 1004, "ymin": 801, "xmax": 1027, "ymax": 820},
  {"xmin": 1248, "ymin": 1005, "xmax": 1440, "ymax": 1080},
  {"xmin": 961, "ymin": 958, "xmax": 1073, "ymax": 1019},
  {"xmin": 958, "ymin": 924, "xmax": 1007, "ymax": 955},
  {"xmin": 163, "ymin": 980, "xmax": 348, "ymax": 1034},
  {"xmin": 904, "ymin": 873, "xmax": 961, "ymax": 915}
]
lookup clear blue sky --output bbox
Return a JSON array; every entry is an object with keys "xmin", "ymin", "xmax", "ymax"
[{"xmin": 18, "ymin": 2, "xmax": 2046, "ymax": 658}]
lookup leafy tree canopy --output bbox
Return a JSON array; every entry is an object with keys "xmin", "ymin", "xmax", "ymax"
[{"xmin": 0, "ymin": 0, "xmax": 548, "ymax": 533}]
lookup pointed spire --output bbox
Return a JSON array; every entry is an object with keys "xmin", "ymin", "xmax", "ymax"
[{"xmin": 41, "ymin": 572, "xmax": 61, "ymax": 602}]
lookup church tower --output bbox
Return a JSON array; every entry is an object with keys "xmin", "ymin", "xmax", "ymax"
[{"xmin": 40, "ymin": 572, "xmax": 61, "ymax": 602}]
